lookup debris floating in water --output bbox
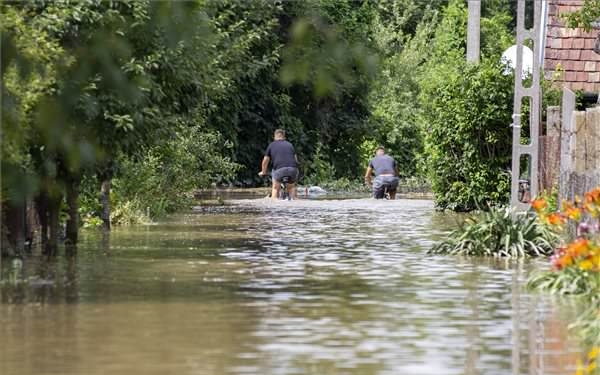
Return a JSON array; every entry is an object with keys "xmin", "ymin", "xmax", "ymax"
[{"xmin": 298, "ymin": 186, "xmax": 327, "ymax": 197}]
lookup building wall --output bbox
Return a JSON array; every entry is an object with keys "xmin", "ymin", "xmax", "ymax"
[{"xmin": 544, "ymin": 0, "xmax": 600, "ymax": 93}]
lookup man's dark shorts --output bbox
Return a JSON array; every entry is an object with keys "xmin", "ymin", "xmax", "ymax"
[
  {"xmin": 373, "ymin": 175, "xmax": 399, "ymax": 199},
  {"xmin": 273, "ymin": 167, "xmax": 299, "ymax": 183}
]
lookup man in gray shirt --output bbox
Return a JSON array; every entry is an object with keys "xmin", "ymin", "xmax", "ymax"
[
  {"xmin": 364, "ymin": 146, "xmax": 400, "ymax": 199},
  {"xmin": 259, "ymin": 129, "xmax": 299, "ymax": 200}
]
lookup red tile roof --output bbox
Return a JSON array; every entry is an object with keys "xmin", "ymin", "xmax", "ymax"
[{"xmin": 544, "ymin": 0, "xmax": 600, "ymax": 92}]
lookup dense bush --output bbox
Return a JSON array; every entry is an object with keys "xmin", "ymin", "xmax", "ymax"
[
  {"xmin": 419, "ymin": 0, "xmax": 515, "ymax": 211},
  {"xmin": 421, "ymin": 59, "xmax": 514, "ymax": 211},
  {"xmin": 79, "ymin": 128, "xmax": 239, "ymax": 224}
]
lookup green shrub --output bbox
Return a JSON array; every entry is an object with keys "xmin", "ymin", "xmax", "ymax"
[
  {"xmin": 113, "ymin": 128, "xmax": 237, "ymax": 220},
  {"xmin": 110, "ymin": 200, "xmax": 148, "ymax": 226},
  {"xmin": 419, "ymin": 0, "xmax": 515, "ymax": 211},
  {"xmin": 421, "ymin": 59, "xmax": 514, "ymax": 211},
  {"xmin": 429, "ymin": 206, "xmax": 558, "ymax": 257},
  {"xmin": 320, "ymin": 177, "xmax": 368, "ymax": 193},
  {"xmin": 304, "ymin": 142, "xmax": 337, "ymax": 186}
]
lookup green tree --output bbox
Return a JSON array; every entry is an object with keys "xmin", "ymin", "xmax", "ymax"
[
  {"xmin": 2, "ymin": 1, "xmax": 238, "ymax": 253},
  {"xmin": 420, "ymin": 0, "xmax": 515, "ymax": 211},
  {"xmin": 367, "ymin": 2, "xmax": 442, "ymax": 177}
]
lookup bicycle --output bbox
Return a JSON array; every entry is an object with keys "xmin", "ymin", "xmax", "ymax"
[
  {"xmin": 278, "ymin": 176, "xmax": 292, "ymax": 200},
  {"xmin": 383, "ymin": 185, "xmax": 391, "ymax": 200},
  {"xmin": 368, "ymin": 179, "xmax": 393, "ymax": 200},
  {"xmin": 259, "ymin": 171, "xmax": 292, "ymax": 200}
]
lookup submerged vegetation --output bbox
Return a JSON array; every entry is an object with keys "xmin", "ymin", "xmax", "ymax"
[{"xmin": 428, "ymin": 206, "xmax": 558, "ymax": 257}]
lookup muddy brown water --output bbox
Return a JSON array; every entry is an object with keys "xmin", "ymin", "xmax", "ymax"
[{"xmin": 0, "ymin": 198, "xmax": 583, "ymax": 375}]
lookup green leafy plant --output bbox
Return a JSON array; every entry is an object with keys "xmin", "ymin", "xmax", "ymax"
[
  {"xmin": 562, "ymin": 0, "xmax": 600, "ymax": 31},
  {"xmin": 110, "ymin": 200, "xmax": 148, "ymax": 226},
  {"xmin": 528, "ymin": 266, "xmax": 600, "ymax": 296},
  {"xmin": 319, "ymin": 177, "xmax": 368, "ymax": 193},
  {"xmin": 429, "ymin": 206, "xmax": 558, "ymax": 257}
]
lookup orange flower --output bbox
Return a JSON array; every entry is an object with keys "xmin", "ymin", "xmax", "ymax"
[
  {"xmin": 531, "ymin": 198, "xmax": 547, "ymax": 212},
  {"xmin": 557, "ymin": 254, "xmax": 573, "ymax": 268},
  {"xmin": 584, "ymin": 187, "xmax": 600, "ymax": 205},
  {"xmin": 546, "ymin": 213, "xmax": 566, "ymax": 226},
  {"xmin": 566, "ymin": 238, "xmax": 590, "ymax": 257}
]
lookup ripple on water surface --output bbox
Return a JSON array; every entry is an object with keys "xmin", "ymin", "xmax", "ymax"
[{"xmin": 0, "ymin": 198, "xmax": 584, "ymax": 375}]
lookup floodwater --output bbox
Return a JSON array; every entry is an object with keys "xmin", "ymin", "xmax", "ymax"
[{"xmin": 0, "ymin": 198, "xmax": 583, "ymax": 375}]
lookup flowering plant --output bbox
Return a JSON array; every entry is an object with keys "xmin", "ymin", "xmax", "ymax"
[
  {"xmin": 529, "ymin": 187, "xmax": 600, "ymax": 295},
  {"xmin": 531, "ymin": 188, "xmax": 600, "ymax": 375}
]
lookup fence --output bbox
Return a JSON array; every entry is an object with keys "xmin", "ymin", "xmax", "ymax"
[
  {"xmin": 542, "ymin": 88, "xmax": 600, "ymax": 203},
  {"xmin": 559, "ymin": 169, "xmax": 600, "ymax": 202}
]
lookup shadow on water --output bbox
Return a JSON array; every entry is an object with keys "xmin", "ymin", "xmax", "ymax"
[{"xmin": 0, "ymin": 197, "xmax": 585, "ymax": 375}]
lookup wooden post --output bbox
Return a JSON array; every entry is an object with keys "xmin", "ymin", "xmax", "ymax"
[
  {"xmin": 542, "ymin": 106, "xmax": 561, "ymax": 191},
  {"xmin": 559, "ymin": 88, "xmax": 576, "ymax": 204},
  {"xmin": 574, "ymin": 111, "xmax": 587, "ymax": 173},
  {"xmin": 65, "ymin": 176, "xmax": 80, "ymax": 256},
  {"xmin": 585, "ymin": 107, "xmax": 600, "ymax": 171},
  {"xmin": 100, "ymin": 179, "xmax": 111, "ymax": 231}
]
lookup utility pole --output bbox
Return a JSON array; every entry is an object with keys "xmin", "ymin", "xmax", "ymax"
[
  {"xmin": 510, "ymin": 0, "xmax": 542, "ymax": 211},
  {"xmin": 467, "ymin": 0, "xmax": 480, "ymax": 63}
]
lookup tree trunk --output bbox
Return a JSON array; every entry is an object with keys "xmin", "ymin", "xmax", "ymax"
[
  {"xmin": 47, "ymin": 193, "xmax": 62, "ymax": 257},
  {"xmin": 100, "ymin": 178, "xmax": 111, "ymax": 231},
  {"xmin": 65, "ymin": 176, "xmax": 80, "ymax": 256},
  {"xmin": 35, "ymin": 192, "xmax": 49, "ymax": 254},
  {"xmin": 4, "ymin": 201, "xmax": 25, "ymax": 257},
  {"xmin": 24, "ymin": 199, "xmax": 37, "ymax": 254},
  {"xmin": 0, "ymin": 203, "xmax": 9, "ymax": 274},
  {"xmin": 101, "ymin": 230, "xmax": 110, "ymax": 255}
]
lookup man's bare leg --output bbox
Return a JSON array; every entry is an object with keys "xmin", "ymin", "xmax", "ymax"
[
  {"xmin": 287, "ymin": 182, "xmax": 297, "ymax": 199},
  {"xmin": 390, "ymin": 190, "xmax": 397, "ymax": 200},
  {"xmin": 271, "ymin": 180, "xmax": 281, "ymax": 200}
]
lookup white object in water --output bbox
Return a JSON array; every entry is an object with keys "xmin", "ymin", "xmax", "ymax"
[{"xmin": 308, "ymin": 186, "xmax": 327, "ymax": 195}]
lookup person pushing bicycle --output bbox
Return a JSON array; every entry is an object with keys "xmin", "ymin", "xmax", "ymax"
[
  {"xmin": 364, "ymin": 146, "xmax": 399, "ymax": 199},
  {"xmin": 258, "ymin": 129, "xmax": 299, "ymax": 200}
]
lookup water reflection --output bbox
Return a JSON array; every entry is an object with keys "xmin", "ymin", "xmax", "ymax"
[{"xmin": 0, "ymin": 198, "xmax": 584, "ymax": 375}]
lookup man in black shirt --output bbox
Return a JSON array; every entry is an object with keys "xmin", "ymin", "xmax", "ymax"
[{"xmin": 259, "ymin": 129, "xmax": 299, "ymax": 199}]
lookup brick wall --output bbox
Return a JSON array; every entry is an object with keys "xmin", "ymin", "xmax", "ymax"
[{"xmin": 545, "ymin": 0, "xmax": 600, "ymax": 92}]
